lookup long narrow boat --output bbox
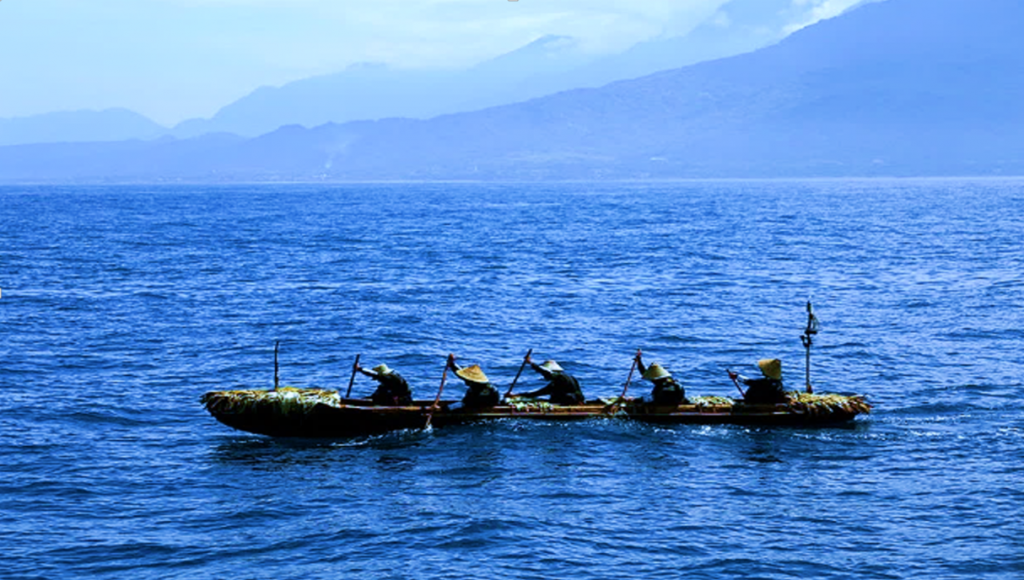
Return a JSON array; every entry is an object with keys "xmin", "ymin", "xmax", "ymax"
[{"xmin": 200, "ymin": 388, "xmax": 871, "ymax": 437}]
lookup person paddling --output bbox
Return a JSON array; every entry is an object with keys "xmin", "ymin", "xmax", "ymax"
[
  {"xmin": 355, "ymin": 363, "xmax": 413, "ymax": 406},
  {"xmin": 728, "ymin": 358, "xmax": 788, "ymax": 404},
  {"xmin": 447, "ymin": 356, "xmax": 500, "ymax": 409},
  {"xmin": 507, "ymin": 355, "xmax": 584, "ymax": 405},
  {"xmin": 635, "ymin": 352, "xmax": 688, "ymax": 405}
]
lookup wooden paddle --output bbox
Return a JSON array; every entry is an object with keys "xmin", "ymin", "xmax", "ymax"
[
  {"xmin": 606, "ymin": 349, "xmax": 640, "ymax": 413},
  {"xmin": 345, "ymin": 353, "xmax": 361, "ymax": 399},
  {"xmin": 425, "ymin": 354, "xmax": 453, "ymax": 429},
  {"xmin": 503, "ymin": 348, "xmax": 533, "ymax": 400},
  {"xmin": 727, "ymin": 369, "xmax": 747, "ymax": 398}
]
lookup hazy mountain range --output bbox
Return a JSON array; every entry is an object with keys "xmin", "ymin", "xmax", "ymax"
[
  {"xmin": 170, "ymin": 34, "xmax": 596, "ymax": 140},
  {"xmin": 172, "ymin": 0, "xmax": 830, "ymax": 139},
  {"xmin": 1, "ymin": 0, "xmax": 1021, "ymax": 181},
  {"xmin": 0, "ymin": 0, "xmax": 843, "ymax": 146},
  {"xmin": 0, "ymin": 109, "xmax": 166, "ymax": 148}
]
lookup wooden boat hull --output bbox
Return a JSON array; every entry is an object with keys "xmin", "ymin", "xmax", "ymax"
[
  {"xmin": 201, "ymin": 388, "xmax": 871, "ymax": 437},
  {"xmin": 626, "ymin": 404, "xmax": 862, "ymax": 426}
]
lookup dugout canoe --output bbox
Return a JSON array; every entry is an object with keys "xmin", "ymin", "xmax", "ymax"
[
  {"xmin": 625, "ymin": 392, "xmax": 871, "ymax": 426},
  {"xmin": 200, "ymin": 388, "xmax": 871, "ymax": 437}
]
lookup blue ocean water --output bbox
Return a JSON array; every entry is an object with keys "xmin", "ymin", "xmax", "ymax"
[{"xmin": 1, "ymin": 180, "xmax": 1022, "ymax": 580}]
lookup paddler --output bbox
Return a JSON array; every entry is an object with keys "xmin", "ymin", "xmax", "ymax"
[
  {"xmin": 635, "ymin": 352, "xmax": 688, "ymax": 405},
  {"xmin": 507, "ymin": 355, "xmax": 584, "ymax": 405},
  {"xmin": 447, "ymin": 356, "xmax": 500, "ymax": 409},
  {"xmin": 355, "ymin": 363, "xmax": 413, "ymax": 406},
  {"xmin": 728, "ymin": 358, "xmax": 789, "ymax": 404}
]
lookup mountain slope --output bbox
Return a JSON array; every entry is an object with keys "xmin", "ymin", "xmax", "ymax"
[
  {"xmin": 552, "ymin": 0, "xmax": 810, "ymax": 92},
  {"xmin": 172, "ymin": 0, "xmax": 816, "ymax": 138},
  {"xmin": 4, "ymin": 0, "xmax": 832, "ymax": 145},
  {"xmin": 170, "ymin": 35, "xmax": 596, "ymax": 138},
  {"xmin": 3, "ymin": 0, "xmax": 1023, "ymax": 181},
  {"xmin": 294, "ymin": 0, "xmax": 1024, "ymax": 179},
  {"xmin": 0, "ymin": 108, "xmax": 166, "ymax": 147}
]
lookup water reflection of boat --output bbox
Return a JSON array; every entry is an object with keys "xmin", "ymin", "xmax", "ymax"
[{"xmin": 200, "ymin": 388, "xmax": 871, "ymax": 438}]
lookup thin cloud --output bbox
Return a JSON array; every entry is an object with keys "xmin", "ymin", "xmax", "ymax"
[{"xmin": 784, "ymin": 0, "xmax": 868, "ymax": 34}]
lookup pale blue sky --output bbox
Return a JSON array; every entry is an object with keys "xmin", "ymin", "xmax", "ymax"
[{"xmin": 0, "ymin": 0, "xmax": 859, "ymax": 125}]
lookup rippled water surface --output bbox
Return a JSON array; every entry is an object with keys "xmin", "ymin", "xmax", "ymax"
[{"xmin": 2, "ymin": 180, "xmax": 1022, "ymax": 579}]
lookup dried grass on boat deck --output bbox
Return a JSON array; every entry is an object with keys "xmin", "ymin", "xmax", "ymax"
[
  {"xmin": 785, "ymin": 392, "xmax": 872, "ymax": 415},
  {"xmin": 506, "ymin": 398, "xmax": 555, "ymax": 412},
  {"xmin": 689, "ymin": 396, "xmax": 737, "ymax": 408},
  {"xmin": 201, "ymin": 387, "xmax": 340, "ymax": 416},
  {"xmin": 689, "ymin": 393, "xmax": 871, "ymax": 415}
]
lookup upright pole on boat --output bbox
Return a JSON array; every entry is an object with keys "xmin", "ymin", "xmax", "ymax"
[
  {"xmin": 345, "ymin": 353, "xmax": 361, "ymax": 399},
  {"xmin": 425, "ymin": 354, "xmax": 453, "ymax": 429},
  {"xmin": 800, "ymin": 301, "xmax": 820, "ymax": 394},
  {"xmin": 504, "ymin": 348, "xmax": 533, "ymax": 400},
  {"xmin": 274, "ymin": 341, "xmax": 280, "ymax": 391}
]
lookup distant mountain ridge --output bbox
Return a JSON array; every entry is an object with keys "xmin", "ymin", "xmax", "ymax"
[
  {"xmin": 0, "ymin": 0, "xmax": 831, "ymax": 145},
  {"xmin": 3, "ymin": 0, "xmax": 1022, "ymax": 181},
  {"xmin": 170, "ymin": 34, "xmax": 597, "ymax": 139},
  {"xmin": 171, "ymin": 0, "xmax": 820, "ymax": 138},
  {"xmin": 0, "ymin": 108, "xmax": 166, "ymax": 147}
]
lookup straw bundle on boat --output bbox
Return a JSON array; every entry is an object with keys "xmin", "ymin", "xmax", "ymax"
[
  {"xmin": 200, "ymin": 387, "xmax": 340, "ymax": 417},
  {"xmin": 785, "ymin": 392, "xmax": 872, "ymax": 416}
]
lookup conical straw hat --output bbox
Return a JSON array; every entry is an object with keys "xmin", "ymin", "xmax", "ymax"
[
  {"xmin": 455, "ymin": 364, "xmax": 489, "ymax": 384},
  {"xmin": 642, "ymin": 363, "xmax": 671, "ymax": 381},
  {"xmin": 372, "ymin": 364, "xmax": 392, "ymax": 375},
  {"xmin": 539, "ymin": 360, "xmax": 563, "ymax": 373},
  {"xmin": 757, "ymin": 358, "xmax": 782, "ymax": 380}
]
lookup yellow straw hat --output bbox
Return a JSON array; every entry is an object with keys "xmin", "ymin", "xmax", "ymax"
[
  {"xmin": 372, "ymin": 364, "xmax": 392, "ymax": 375},
  {"xmin": 539, "ymin": 360, "xmax": 563, "ymax": 373},
  {"xmin": 642, "ymin": 363, "xmax": 671, "ymax": 381},
  {"xmin": 757, "ymin": 359, "xmax": 782, "ymax": 380},
  {"xmin": 455, "ymin": 364, "xmax": 489, "ymax": 384}
]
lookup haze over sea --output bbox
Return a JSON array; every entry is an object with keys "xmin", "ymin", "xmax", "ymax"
[{"xmin": 1, "ymin": 180, "xmax": 1021, "ymax": 580}]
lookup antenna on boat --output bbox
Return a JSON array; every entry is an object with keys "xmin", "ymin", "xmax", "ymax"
[
  {"xmin": 800, "ymin": 301, "xmax": 820, "ymax": 394},
  {"xmin": 274, "ymin": 341, "xmax": 280, "ymax": 391}
]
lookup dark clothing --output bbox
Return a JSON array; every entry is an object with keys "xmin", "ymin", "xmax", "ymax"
[
  {"xmin": 367, "ymin": 372, "xmax": 412, "ymax": 406},
  {"xmin": 447, "ymin": 360, "xmax": 500, "ymax": 409},
  {"xmin": 742, "ymin": 377, "xmax": 788, "ymax": 404},
  {"xmin": 650, "ymin": 377, "xmax": 687, "ymax": 405},
  {"xmin": 519, "ymin": 364, "xmax": 585, "ymax": 405},
  {"xmin": 462, "ymin": 382, "xmax": 500, "ymax": 409},
  {"xmin": 637, "ymin": 359, "xmax": 687, "ymax": 405}
]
